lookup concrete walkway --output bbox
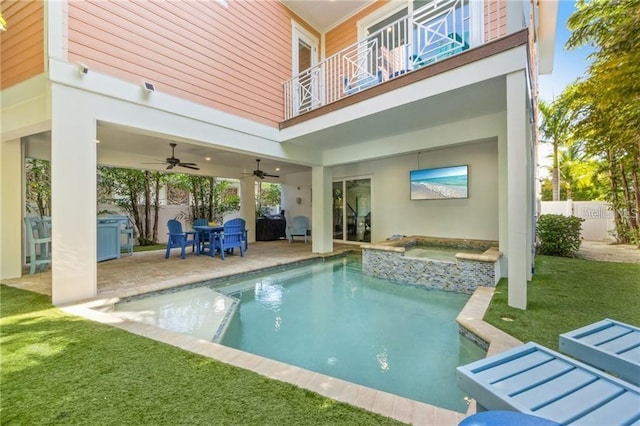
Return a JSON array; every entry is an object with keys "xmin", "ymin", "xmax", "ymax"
[{"xmin": 577, "ymin": 240, "xmax": 639, "ymax": 264}]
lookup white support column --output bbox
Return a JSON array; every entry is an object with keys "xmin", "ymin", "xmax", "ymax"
[
  {"xmin": 239, "ymin": 177, "xmax": 256, "ymax": 243},
  {"xmin": 498, "ymin": 123, "xmax": 509, "ymax": 279},
  {"xmin": 50, "ymin": 84, "xmax": 97, "ymax": 305},
  {"xmin": 526, "ymin": 121, "xmax": 535, "ymax": 281},
  {"xmin": 506, "ymin": 70, "xmax": 529, "ymax": 309},
  {"xmin": 0, "ymin": 138, "xmax": 24, "ymax": 279},
  {"xmin": 311, "ymin": 166, "xmax": 332, "ymax": 254}
]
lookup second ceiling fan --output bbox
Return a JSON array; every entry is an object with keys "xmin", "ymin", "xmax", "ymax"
[{"xmin": 246, "ymin": 159, "xmax": 279, "ymax": 179}]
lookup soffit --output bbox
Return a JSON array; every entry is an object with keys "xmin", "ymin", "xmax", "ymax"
[
  {"xmin": 23, "ymin": 126, "xmax": 310, "ymax": 181},
  {"xmin": 281, "ymin": 76, "xmax": 507, "ymax": 150},
  {"xmin": 281, "ymin": 0, "xmax": 374, "ymax": 32}
]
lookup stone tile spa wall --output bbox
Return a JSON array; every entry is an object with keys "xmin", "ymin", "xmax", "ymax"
[{"xmin": 362, "ymin": 236, "xmax": 502, "ymax": 294}]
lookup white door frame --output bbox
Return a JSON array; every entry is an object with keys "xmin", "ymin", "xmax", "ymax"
[
  {"xmin": 291, "ymin": 21, "xmax": 320, "ymax": 113},
  {"xmin": 291, "ymin": 21, "xmax": 319, "ymax": 75}
]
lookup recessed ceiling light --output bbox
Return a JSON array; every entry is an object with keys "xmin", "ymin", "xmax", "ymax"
[
  {"xmin": 275, "ymin": 167, "xmax": 280, "ymax": 171},
  {"xmin": 205, "ymin": 157, "xmax": 211, "ymax": 161},
  {"xmin": 95, "ymin": 139, "xmax": 100, "ymax": 144}
]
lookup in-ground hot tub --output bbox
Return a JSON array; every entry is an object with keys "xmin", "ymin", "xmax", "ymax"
[{"xmin": 361, "ymin": 236, "xmax": 502, "ymax": 294}]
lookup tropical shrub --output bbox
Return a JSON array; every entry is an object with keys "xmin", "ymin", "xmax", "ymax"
[{"xmin": 537, "ymin": 214, "xmax": 584, "ymax": 257}]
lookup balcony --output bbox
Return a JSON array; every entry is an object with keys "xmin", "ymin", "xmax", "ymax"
[{"xmin": 283, "ymin": 0, "xmax": 508, "ymax": 121}]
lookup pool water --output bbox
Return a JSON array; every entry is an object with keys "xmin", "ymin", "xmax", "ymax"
[
  {"xmin": 220, "ymin": 257, "xmax": 485, "ymax": 412},
  {"xmin": 404, "ymin": 246, "xmax": 485, "ymax": 262}
]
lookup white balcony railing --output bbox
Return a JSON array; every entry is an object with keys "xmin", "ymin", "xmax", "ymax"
[{"xmin": 283, "ymin": 0, "xmax": 507, "ymax": 120}]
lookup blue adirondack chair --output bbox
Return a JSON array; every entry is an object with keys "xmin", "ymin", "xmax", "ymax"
[
  {"xmin": 24, "ymin": 216, "xmax": 52, "ymax": 274},
  {"xmin": 165, "ymin": 219, "xmax": 199, "ymax": 259},
  {"xmin": 211, "ymin": 219, "xmax": 245, "ymax": 260},
  {"xmin": 288, "ymin": 216, "xmax": 309, "ymax": 243},
  {"xmin": 224, "ymin": 218, "xmax": 248, "ymax": 251}
]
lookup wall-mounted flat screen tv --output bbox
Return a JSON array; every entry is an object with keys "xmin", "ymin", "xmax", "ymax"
[{"xmin": 410, "ymin": 165, "xmax": 468, "ymax": 200}]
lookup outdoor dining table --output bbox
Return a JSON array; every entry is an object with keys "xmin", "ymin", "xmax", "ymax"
[{"xmin": 192, "ymin": 225, "xmax": 223, "ymax": 256}]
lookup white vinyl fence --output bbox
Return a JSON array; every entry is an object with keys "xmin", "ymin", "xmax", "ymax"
[{"xmin": 540, "ymin": 200, "xmax": 616, "ymax": 242}]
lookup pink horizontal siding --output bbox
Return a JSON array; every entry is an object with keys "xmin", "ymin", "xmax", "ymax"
[
  {"xmin": 0, "ymin": 0, "xmax": 44, "ymax": 89},
  {"xmin": 326, "ymin": 0, "xmax": 388, "ymax": 57},
  {"xmin": 68, "ymin": 0, "xmax": 317, "ymax": 127},
  {"xmin": 485, "ymin": 0, "xmax": 507, "ymax": 41}
]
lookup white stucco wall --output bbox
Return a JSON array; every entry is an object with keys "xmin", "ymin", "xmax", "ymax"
[
  {"xmin": 331, "ymin": 139, "xmax": 499, "ymax": 243},
  {"xmin": 281, "ymin": 171, "xmax": 313, "ymax": 232}
]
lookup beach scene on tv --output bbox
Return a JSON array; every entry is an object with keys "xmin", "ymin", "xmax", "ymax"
[{"xmin": 410, "ymin": 165, "xmax": 468, "ymax": 200}]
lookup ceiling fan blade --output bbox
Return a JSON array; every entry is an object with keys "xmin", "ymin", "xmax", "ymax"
[
  {"xmin": 179, "ymin": 164, "xmax": 200, "ymax": 170},
  {"xmin": 264, "ymin": 173, "xmax": 279, "ymax": 178},
  {"xmin": 166, "ymin": 164, "xmax": 175, "ymax": 170}
]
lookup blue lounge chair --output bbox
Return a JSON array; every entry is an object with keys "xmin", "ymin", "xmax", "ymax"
[
  {"xmin": 165, "ymin": 219, "xmax": 199, "ymax": 259},
  {"xmin": 560, "ymin": 318, "xmax": 640, "ymax": 386},
  {"xmin": 211, "ymin": 220, "xmax": 244, "ymax": 260},
  {"xmin": 456, "ymin": 342, "xmax": 640, "ymax": 425},
  {"xmin": 344, "ymin": 71, "xmax": 383, "ymax": 95},
  {"xmin": 411, "ymin": 32, "xmax": 470, "ymax": 69}
]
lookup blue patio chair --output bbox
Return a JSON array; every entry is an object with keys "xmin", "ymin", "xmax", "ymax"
[
  {"xmin": 24, "ymin": 216, "xmax": 52, "ymax": 274},
  {"xmin": 288, "ymin": 216, "xmax": 309, "ymax": 243},
  {"xmin": 210, "ymin": 219, "xmax": 245, "ymax": 260},
  {"xmin": 165, "ymin": 219, "xmax": 199, "ymax": 259}
]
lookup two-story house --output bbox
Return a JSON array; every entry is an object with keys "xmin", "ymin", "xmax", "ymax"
[{"xmin": 0, "ymin": 0, "xmax": 557, "ymax": 307}]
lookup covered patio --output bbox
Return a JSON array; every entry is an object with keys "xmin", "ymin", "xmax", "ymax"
[{"xmin": 3, "ymin": 240, "xmax": 358, "ymax": 302}]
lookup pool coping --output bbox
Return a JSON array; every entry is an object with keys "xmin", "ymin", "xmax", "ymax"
[{"xmin": 59, "ymin": 277, "xmax": 520, "ymax": 425}]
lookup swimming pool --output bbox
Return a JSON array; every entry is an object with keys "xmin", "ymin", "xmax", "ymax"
[
  {"xmin": 220, "ymin": 257, "xmax": 485, "ymax": 412},
  {"xmin": 115, "ymin": 256, "xmax": 485, "ymax": 413}
]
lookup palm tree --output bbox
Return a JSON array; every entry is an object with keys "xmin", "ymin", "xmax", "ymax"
[{"xmin": 539, "ymin": 98, "xmax": 571, "ymax": 201}]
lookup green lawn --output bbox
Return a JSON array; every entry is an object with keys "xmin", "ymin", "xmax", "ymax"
[
  {"xmin": 0, "ymin": 285, "xmax": 402, "ymax": 426},
  {"xmin": 132, "ymin": 244, "xmax": 166, "ymax": 253},
  {"xmin": 484, "ymin": 255, "xmax": 640, "ymax": 349}
]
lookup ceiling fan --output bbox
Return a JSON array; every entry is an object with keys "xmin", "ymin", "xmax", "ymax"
[
  {"xmin": 245, "ymin": 159, "xmax": 279, "ymax": 179},
  {"xmin": 157, "ymin": 143, "xmax": 199, "ymax": 170}
]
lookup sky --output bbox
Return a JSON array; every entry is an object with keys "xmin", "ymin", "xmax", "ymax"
[
  {"xmin": 538, "ymin": 0, "xmax": 594, "ymax": 102},
  {"xmin": 537, "ymin": 1, "xmax": 594, "ymax": 176}
]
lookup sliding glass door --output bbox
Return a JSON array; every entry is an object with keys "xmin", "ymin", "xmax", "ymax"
[{"xmin": 333, "ymin": 178, "xmax": 371, "ymax": 243}]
